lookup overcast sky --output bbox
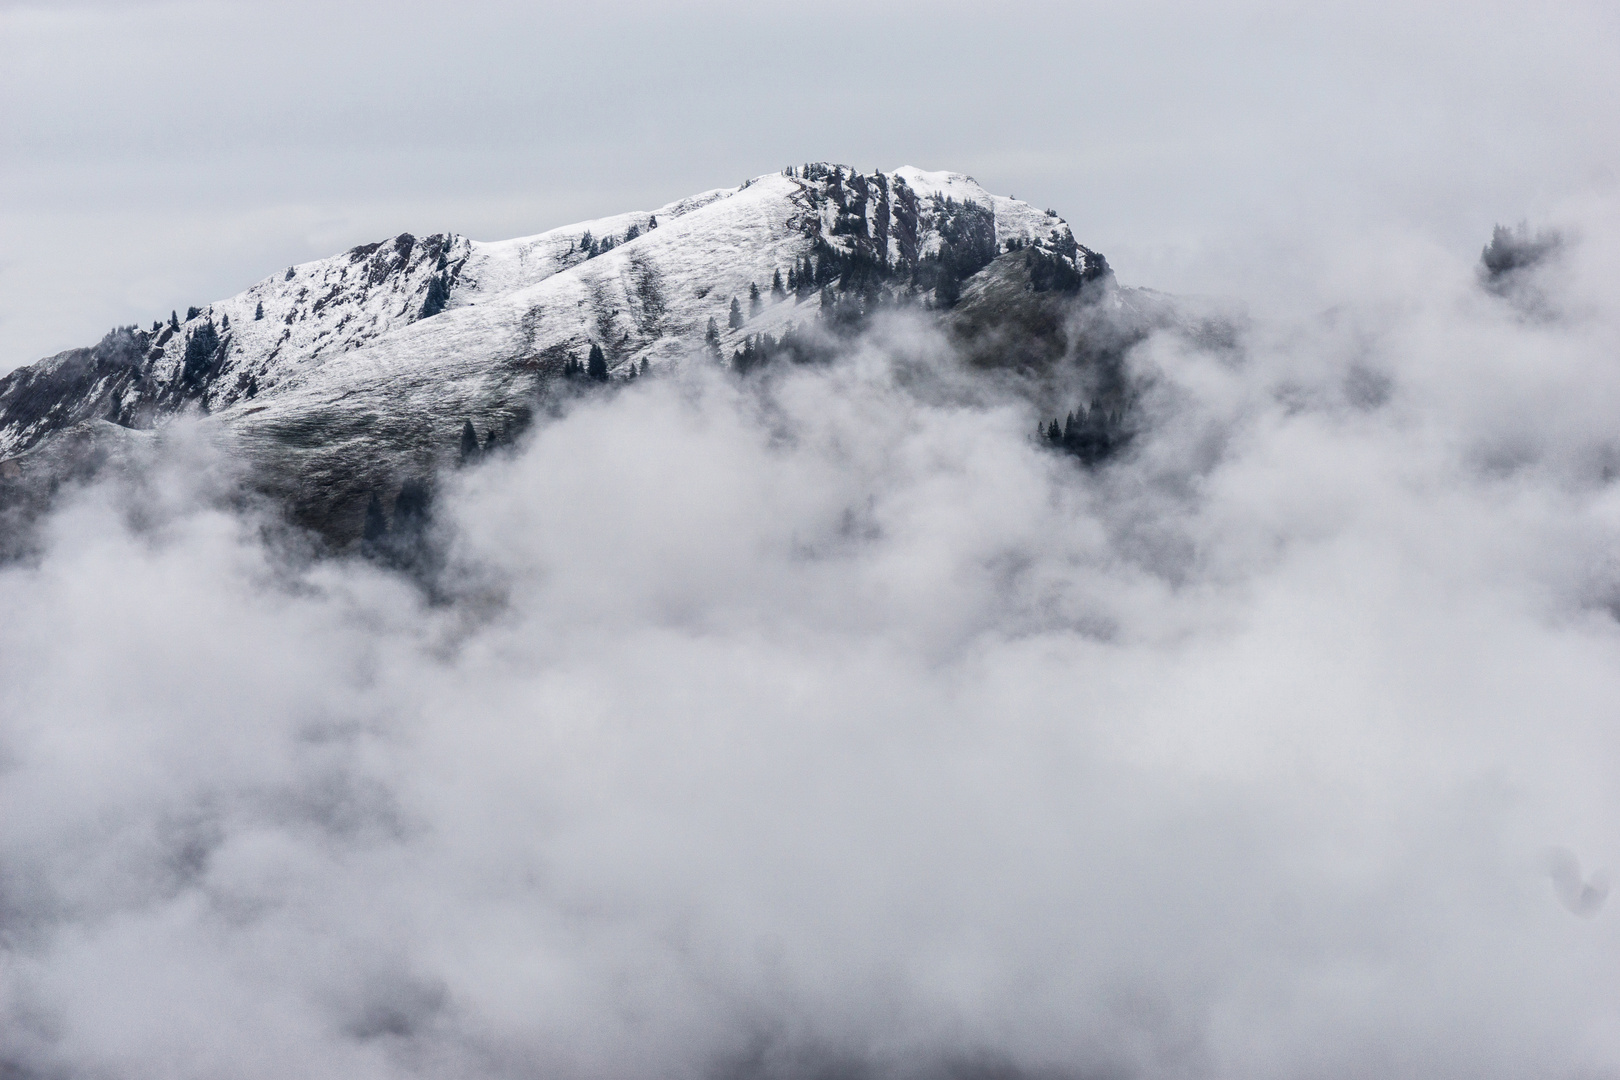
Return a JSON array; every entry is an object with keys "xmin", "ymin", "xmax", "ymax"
[
  {"xmin": 9, "ymin": 4, "xmax": 1620, "ymax": 1076},
  {"xmin": 3, "ymin": 0, "xmax": 1618, "ymax": 373}
]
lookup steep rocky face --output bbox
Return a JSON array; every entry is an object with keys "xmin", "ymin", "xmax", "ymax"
[{"xmin": 0, "ymin": 165, "xmax": 1130, "ymax": 545}]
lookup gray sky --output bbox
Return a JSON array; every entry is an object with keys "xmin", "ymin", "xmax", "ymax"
[
  {"xmin": 8, "ymin": 5, "xmax": 1620, "ymax": 1074},
  {"xmin": 2, "ymin": 0, "xmax": 1618, "ymax": 372}
]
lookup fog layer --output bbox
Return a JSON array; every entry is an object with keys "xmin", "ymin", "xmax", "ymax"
[{"xmin": 2, "ymin": 203, "xmax": 1619, "ymax": 1079}]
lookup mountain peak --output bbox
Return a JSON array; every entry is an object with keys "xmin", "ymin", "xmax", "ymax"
[{"xmin": 0, "ymin": 165, "xmax": 1120, "ymax": 544}]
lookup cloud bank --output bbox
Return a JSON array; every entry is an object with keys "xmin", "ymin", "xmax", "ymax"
[{"xmin": 2, "ymin": 200, "xmax": 1620, "ymax": 1079}]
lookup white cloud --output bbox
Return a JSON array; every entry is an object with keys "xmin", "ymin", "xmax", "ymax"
[{"xmin": 3, "ymin": 193, "xmax": 1620, "ymax": 1077}]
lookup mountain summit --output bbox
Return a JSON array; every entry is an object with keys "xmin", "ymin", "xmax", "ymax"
[{"xmin": 0, "ymin": 165, "xmax": 1127, "ymax": 544}]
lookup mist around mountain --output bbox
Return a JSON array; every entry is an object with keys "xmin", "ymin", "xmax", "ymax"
[{"xmin": 1, "ymin": 174, "xmax": 1620, "ymax": 1080}]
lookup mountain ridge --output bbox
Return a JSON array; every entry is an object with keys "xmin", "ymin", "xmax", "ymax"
[{"xmin": 0, "ymin": 164, "xmax": 1130, "ymax": 548}]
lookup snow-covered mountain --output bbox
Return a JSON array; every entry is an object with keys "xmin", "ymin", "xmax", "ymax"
[{"xmin": 0, "ymin": 165, "xmax": 1121, "ymax": 542}]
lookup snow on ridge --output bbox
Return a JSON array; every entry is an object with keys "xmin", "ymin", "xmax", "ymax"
[
  {"xmin": 2, "ymin": 164, "xmax": 1106, "ymax": 464},
  {"xmin": 237, "ymin": 174, "xmax": 813, "ymax": 415},
  {"xmin": 228, "ymin": 165, "xmax": 1091, "ymax": 416},
  {"xmin": 263, "ymin": 165, "xmax": 1089, "ymax": 396},
  {"xmin": 454, "ymin": 186, "xmax": 744, "ymax": 309}
]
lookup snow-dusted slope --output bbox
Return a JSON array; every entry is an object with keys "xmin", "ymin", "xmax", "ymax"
[{"xmin": 0, "ymin": 165, "xmax": 1110, "ymax": 536}]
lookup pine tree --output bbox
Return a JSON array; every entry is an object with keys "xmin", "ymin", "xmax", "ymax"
[
  {"xmin": 771, "ymin": 269, "xmax": 786, "ymax": 301},
  {"xmin": 459, "ymin": 419, "xmax": 480, "ymax": 464},
  {"xmin": 749, "ymin": 282, "xmax": 762, "ymax": 318},
  {"xmin": 220, "ymin": 313, "xmax": 229, "ymax": 330},
  {"xmin": 729, "ymin": 297, "xmax": 744, "ymax": 329},
  {"xmin": 254, "ymin": 301, "xmax": 264, "ymax": 321},
  {"xmin": 706, "ymin": 316, "xmax": 720, "ymax": 345},
  {"xmin": 385, "ymin": 479, "xmax": 434, "ymax": 572},
  {"xmin": 170, "ymin": 311, "xmax": 180, "ymax": 330},
  {"xmin": 362, "ymin": 492, "xmax": 389, "ymax": 542},
  {"xmin": 640, "ymin": 357, "xmax": 650, "ymax": 376},
  {"xmin": 587, "ymin": 343, "xmax": 608, "ymax": 381}
]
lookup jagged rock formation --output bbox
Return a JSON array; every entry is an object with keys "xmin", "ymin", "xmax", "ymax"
[{"xmin": 0, "ymin": 165, "xmax": 1133, "ymax": 545}]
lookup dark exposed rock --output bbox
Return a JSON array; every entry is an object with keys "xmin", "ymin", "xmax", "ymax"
[
  {"xmin": 0, "ymin": 328, "xmax": 150, "ymax": 455},
  {"xmin": 419, "ymin": 273, "xmax": 451, "ymax": 320}
]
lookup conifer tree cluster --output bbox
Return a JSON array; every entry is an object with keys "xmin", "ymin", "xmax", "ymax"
[
  {"xmin": 788, "ymin": 163, "xmax": 846, "ymax": 183},
  {"xmin": 457, "ymin": 416, "xmax": 522, "ymax": 466},
  {"xmin": 180, "ymin": 318, "xmax": 223, "ymax": 389},
  {"xmin": 560, "ymin": 342, "xmax": 611, "ymax": 382},
  {"xmin": 360, "ymin": 479, "xmax": 440, "ymax": 576},
  {"xmin": 1039, "ymin": 400, "xmax": 1130, "ymax": 464},
  {"xmin": 785, "ymin": 255, "xmax": 818, "ymax": 300},
  {"xmin": 1480, "ymin": 222, "xmax": 1562, "ymax": 284},
  {"xmin": 573, "ymin": 226, "xmax": 640, "ymax": 261},
  {"xmin": 730, "ymin": 325, "xmax": 829, "ymax": 374},
  {"xmin": 362, "ymin": 491, "xmax": 389, "ymax": 543}
]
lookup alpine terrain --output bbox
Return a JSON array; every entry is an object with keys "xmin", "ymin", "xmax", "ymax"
[{"xmin": 0, "ymin": 165, "xmax": 1144, "ymax": 549}]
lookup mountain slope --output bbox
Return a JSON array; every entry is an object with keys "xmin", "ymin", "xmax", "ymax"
[{"xmin": 0, "ymin": 165, "xmax": 1123, "ymax": 542}]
